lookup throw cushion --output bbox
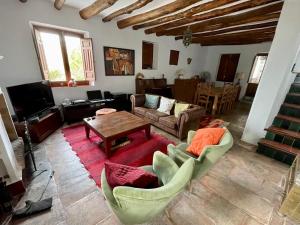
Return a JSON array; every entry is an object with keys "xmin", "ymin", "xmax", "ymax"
[
  {"xmin": 144, "ymin": 94, "xmax": 159, "ymax": 109},
  {"xmin": 157, "ymin": 97, "xmax": 175, "ymax": 115},
  {"xmin": 174, "ymin": 103, "xmax": 190, "ymax": 118},
  {"xmin": 104, "ymin": 162, "xmax": 159, "ymax": 189},
  {"xmin": 187, "ymin": 128, "xmax": 225, "ymax": 156}
]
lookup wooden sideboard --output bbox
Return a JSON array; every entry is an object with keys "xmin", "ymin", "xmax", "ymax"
[
  {"xmin": 174, "ymin": 78, "xmax": 200, "ymax": 103},
  {"xmin": 135, "ymin": 78, "xmax": 167, "ymax": 94}
]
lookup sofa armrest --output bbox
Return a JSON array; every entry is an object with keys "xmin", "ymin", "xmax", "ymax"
[
  {"xmin": 130, "ymin": 94, "xmax": 146, "ymax": 112},
  {"xmin": 177, "ymin": 106, "xmax": 205, "ymax": 140}
]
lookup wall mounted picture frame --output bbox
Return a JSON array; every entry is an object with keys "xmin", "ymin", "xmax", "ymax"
[
  {"xmin": 169, "ymin": 50, "xmax": 180, "ymax": 65},
  {"xmin": 103, "ymin": 46, "xmax": 135, "ymax": 76}
]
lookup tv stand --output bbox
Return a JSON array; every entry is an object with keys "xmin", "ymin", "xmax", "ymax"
[{"xmin": 14, "ymin": 109, "xmax": 62, "ymax": 143}]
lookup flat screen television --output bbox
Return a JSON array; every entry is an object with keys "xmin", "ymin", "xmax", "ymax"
[{"xmin": 7, "ymin": 81, "xmax": 55, "ymax": 121}]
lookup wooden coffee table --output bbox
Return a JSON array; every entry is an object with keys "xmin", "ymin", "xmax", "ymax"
[{"xmin": 83, "ymin": 111, "xmax": 151, "ymax": 157}]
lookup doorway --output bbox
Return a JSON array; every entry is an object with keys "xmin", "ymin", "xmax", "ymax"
[{"xmin": 245, "ymin": 53, "xmax": 268, "ymax": 97}]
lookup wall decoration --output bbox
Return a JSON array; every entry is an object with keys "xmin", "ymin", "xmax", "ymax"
[
  {"xmin": 103, "ymin": 46, "xmax": 135, "ymax": 76},
  {"xmin": 169, "ymin": 50, "xmax": 179, "ymax": 65},
  {"xmin": 135, "ymin": 72, "xmax": 144, "ymax": 79},
  {"xmin": 187, "ymin": 57, "xmax": 192, "ymax": 64}
]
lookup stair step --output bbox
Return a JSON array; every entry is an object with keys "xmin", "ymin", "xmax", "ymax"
[
  {"xmin": 265, "ymin": 126, "xmax": 300, "ymax": 140},
  {"xmin": 276, "ymin": 114, "xmax": 300, "ymax": 124},
  {"xmin": 258, "ymin": 139, "xmax": 300, "ymax": 156},
  {"xmin": 282, "ymin": 103, "xmax": 300, "ymax": 110},
  {"xmin": 287, "ymin": 93, "xmax": 300, "ymax": 97}
]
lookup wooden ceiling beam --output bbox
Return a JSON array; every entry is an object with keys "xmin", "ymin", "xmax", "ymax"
[
  {"xmin": 79, "ymin": 0, "xmax": 119, "ymax": 20},
  {"xmin": 157, "ymin": 13, "xmax": 280, "ymax": 36},
  {"xmin": 146, "ymin": 0, "xmax": 282, "ymax": 34},
  {"xmin": 156, "ymin": 2, "xmax": 283, "ymax": 36},
  {"xmin": 133, "ymin": 0, "xmax": 238, "ymax": 30},
  {"xmin": 175, "ymin": 21, "xmax": 278, "ymax": 40},
  {"xmin": 54, "ymin": 0, "xmax": 65, "ymax": 10},
  {"xmin": 117, "ymin": 0, "xmax": 200, "ymax": 29},
  {"xmin": 198, "ymin": 37, "xmax": 274, "ymax": 46},
  {"xmin": 102, "ymin": 0, "xmax": 153, "ymax": 22},
  {"xmin": 193, "ymin": 33, "xmax": 275, "ymax": 44},
  {"xmin": 192, "ymin": 27, "xmax": 276, "ymax": 43}
]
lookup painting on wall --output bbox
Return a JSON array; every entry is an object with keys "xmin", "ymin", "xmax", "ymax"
[{"xmin": 103, "ymin": 46, "xmax": 135, "ymax": 76}]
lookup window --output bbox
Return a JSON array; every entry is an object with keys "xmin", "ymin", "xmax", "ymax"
[
  {"xmin": 248, "ymin": 53, "xmax": 268, "ymax": 84},
  {"xmin": 33, "ymin": 26, "xmax": 95, "ymax": 86},
  {"xmin": 216, "ymin": 54, "xmax": 240, "ymax": 82},
  {"xmin": 142, "ymin": 41, "xmax": 158, "ymax": 70}
]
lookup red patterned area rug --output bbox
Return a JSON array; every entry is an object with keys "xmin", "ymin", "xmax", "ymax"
[{"xmin": 62, "ymin": 124, "xmax": 173, "ymax": 186}]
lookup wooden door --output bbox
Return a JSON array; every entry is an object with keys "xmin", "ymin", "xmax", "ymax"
[{"xmin": 216, "ymin": 54, "xmax": 240, "ymax": 82}]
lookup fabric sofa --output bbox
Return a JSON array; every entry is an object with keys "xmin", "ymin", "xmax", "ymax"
[{"xmin": 130, "ymin": 94, "xmax": 205, "ymax": 140}]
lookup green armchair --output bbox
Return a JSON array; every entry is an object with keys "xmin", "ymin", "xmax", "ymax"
[
  {"xmin": 168, "ymin": 128, "xmax": 233, "ymax": 180},
  {"xmin": 101, "ymin": 151, "xmax": 195, "ymax": 225}
]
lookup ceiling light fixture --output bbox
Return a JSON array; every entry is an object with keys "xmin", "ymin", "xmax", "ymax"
[{"xmin": 183, "ymin": 26, "xmax": 192, "ymax": 47}]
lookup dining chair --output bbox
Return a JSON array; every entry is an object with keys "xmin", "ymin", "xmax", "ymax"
[
  {"xmin": 217, "ymin": 84, "xmax": 234, "ymax": 114},
  {"xmin": 194, "ymin": 83, "xmax": 212, "ymax": 113},
  {"xmin": 229, "ymin": 85, "xmax": 240, "ymax": 110}
]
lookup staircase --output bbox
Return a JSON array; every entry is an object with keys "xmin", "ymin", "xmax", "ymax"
[{"xmin": 257, "ymin": 76, "xmax": 300, "ymax": 165}]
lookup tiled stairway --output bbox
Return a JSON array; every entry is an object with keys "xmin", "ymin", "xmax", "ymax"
[{"xmin": 257, "ymin": 76, "xmax": 300, "ymax": 165}]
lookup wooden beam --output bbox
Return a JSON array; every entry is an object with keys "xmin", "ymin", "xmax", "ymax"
[
  {"xmin": 79, "ymin": 0, "xmax": 119, "ymax": 20},
  {"xmin": 103, "ymin": 0, "xmax": 153, "ymax": 22},
  {"xmin": 193, "ymin": 33, "xmax": 275, "ymax": 45},
  {"xmin": 199, "ymin": 37, "xmax": 274, "ymax": 46},
  {"xmin": 192, "ymin": 27, "xmax": 276, "ymax": 43},
  {"xmin": 117, "ymin": 0, "xmax": 200, "ymax": 29},
  {"xmin": 145, "ymin": 0, "xmax": 281, "ymax": 34},
  {"xmin": 175, "ymin": 21, "xmax": 278, "ymax": 40},
  {"xmin": 156, "ymin": 2, "xmax": 283, "ymax": 36},
  {"xmin": 54, "ymin": 0, "xmax": 65, "ymax": 10},
  {"xmin": 133, "ymin": 0, "xmax": 238, "ymax": 30}
]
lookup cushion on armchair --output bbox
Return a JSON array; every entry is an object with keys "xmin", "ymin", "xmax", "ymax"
[
  {"xmin": 187, "ymin": 128, "xmax": 225, "ymax": 156},
  {"xmin": 104, "ymin": 162, "xmax": 159, "ymax": 189}
]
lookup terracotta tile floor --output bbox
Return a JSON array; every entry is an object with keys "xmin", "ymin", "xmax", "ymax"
[{"xmin": 11, "ymin": 103, "xmax": 297, "ymax": 225}]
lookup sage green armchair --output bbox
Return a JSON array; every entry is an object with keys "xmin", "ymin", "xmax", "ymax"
[
  {"xmin": 101, "ymin": 151, "xmax": 195, "ymax": 225},
  {"xmin": 168, "ymin": 128, "xmax": 233, "ymax": 180}
]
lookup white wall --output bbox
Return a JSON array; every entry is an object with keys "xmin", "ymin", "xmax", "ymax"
[
  {"xmin": 0, "ymin": 0, "xmax": 205, "ymax": 112},
  {"xmin": 242, "ymin": 0, "xmax": 300, "ymax": 145},
  {"xmin": 0, "ymin": 115, "xmax": 22, "ymax": 185},
  {"xmin": 202, "ymin": 42, "xmax": 272, "ymax": 99}
]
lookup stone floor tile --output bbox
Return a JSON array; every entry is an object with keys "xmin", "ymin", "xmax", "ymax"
[{"xmin": 66, "ymin": 190, "xmax": 110, "ymax": 225}]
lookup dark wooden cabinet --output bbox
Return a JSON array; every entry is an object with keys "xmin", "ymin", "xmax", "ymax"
[
  {"xmin": 136, "ymin": 78, "xmax": 167, "ymax": 94},
  {"xmin": 14, "ymin": 110, "xmax": 62, "ymax": 143},
  {"xmin": 174, "ymin": 79, "xmax": 200, "ymax": 103},
  {"xmin": 142, "ymin": 42, "xmax": 154, "ymax": 69},
  {"xmin": 217, "ymin": 54, "xmax": 240, "ymax": 82}
]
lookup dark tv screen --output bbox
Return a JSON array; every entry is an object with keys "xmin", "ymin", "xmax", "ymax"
[{"xmin": 7, "ymin": 81, "xmax": 55, "ymax": 121}]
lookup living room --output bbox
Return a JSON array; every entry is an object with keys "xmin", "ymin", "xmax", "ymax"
[{"xmin": 1, "ymin": 0, "xmax": 300, "ymax": 224}]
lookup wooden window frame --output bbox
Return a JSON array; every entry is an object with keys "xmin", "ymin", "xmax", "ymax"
[
  {"xmin": 33, "ymin": 25, "xmax": 89, "ymax": 87},
  {"xmin": 247, "ymin": 53, "xmax": 268, "ymax": 84}
]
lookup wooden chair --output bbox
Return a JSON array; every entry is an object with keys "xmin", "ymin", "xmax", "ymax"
[
  {"xmin": 229, "ymin": 85, "xmax": 240, "ymax": 110},
  {"xmin": 217, "ymin": 84, "xmax": 234, "ymax": 114},
  {"xmin": 194, "ymin": 83, "xmax": 211, "ymax": 112}
]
